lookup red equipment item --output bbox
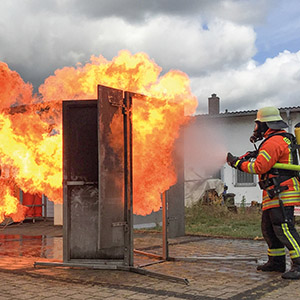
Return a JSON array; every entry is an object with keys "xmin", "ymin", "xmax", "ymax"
[{"xmin": 22, "ymin": 192, "xmax": 42, "ymax": 218}]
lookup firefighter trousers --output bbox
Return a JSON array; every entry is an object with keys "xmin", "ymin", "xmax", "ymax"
[{"xmin": 261, "ymin": 206, "xmax": 300, "ymax": 260}]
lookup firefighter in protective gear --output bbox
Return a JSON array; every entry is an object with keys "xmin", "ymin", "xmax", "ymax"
[{"xmin": 227, "ymin": 106, "xmax": 300, "ymax": 280}]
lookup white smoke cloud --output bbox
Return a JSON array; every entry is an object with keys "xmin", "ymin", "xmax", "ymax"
[{"xmin": 184, "ymin": 118, "xmax": 227, "ymax": 180}]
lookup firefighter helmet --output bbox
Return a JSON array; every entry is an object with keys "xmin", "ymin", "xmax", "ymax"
[
  {"xmin": 256, "ymin": 106, "xmax": 283, "ymax": 122},
  {"xmin": 255, "ymin": 106, "xmax": 288, "ymax": 130}
]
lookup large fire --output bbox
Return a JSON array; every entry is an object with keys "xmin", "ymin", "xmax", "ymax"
[{"xmin": 0, "ymin": 50, "xmax": 197, "ymax": 220}]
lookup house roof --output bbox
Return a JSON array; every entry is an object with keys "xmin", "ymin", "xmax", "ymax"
[{"xmin": 196, "ymin": 105, "xmax": 300, "ymax": 119}]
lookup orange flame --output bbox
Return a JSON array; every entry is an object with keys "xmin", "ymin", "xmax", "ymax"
[
  {"xmin": 0, "ymin": 50, "xmax": 197, "ymax": 220},
  {"xmin": 0, "ymin": 62, "xmax": 34, "ymax": 109},
  {"xmin": 0, "ymin": 186, "xmax": 28, "ymax": 222},
  {"xmin": 132, "ymin": 94, "xmax": 187, "ymax": 215}
]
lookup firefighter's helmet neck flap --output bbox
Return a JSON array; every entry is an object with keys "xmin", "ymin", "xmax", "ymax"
[{"xmin": 250, "ymin": 106, "xmax": 288, "ymax": 144}]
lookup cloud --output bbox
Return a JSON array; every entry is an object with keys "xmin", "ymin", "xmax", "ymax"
[
  {"xmin": 23, "ymin": 0, "xmax": 270, "ymax": 25},
  {"xmin": 127, "ymin": 17, "xmax": 257, "ymax": 76},
  {"xmin": 192, "ymin": 50, "xmax": 300, "ymax": 113},
  {"xmin": 0, "ymin": 0, "xmax": 257, "ymax": 91},
  {"xmin": 0, "ymin": 0, "xmax": 299, "ymax": 115},
  {"xmin": 73, "ymin": 0, "xmax": 271, "ymax": 26}
]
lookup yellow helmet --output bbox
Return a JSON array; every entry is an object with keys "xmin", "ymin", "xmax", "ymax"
[
  {"xmin": 255, "ymin": 106, "xmax": 283, "ymax": 122},
  {"xmin": 255, "ymin": 106, "xmax": 288, "ymax": 130}
]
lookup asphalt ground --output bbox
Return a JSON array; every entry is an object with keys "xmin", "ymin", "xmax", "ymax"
[{"xmin": 0, "ymin": 220, "xmax": 298, "ymax": 299}]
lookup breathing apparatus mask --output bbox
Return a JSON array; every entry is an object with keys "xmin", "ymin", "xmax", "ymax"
[
  {"xmin": 250, "ymin": 106, "xmax": 288, "ymax": 144},
  {"xmin": 250, "ymin": 121, "xmax": 268, "ymax": 144}
]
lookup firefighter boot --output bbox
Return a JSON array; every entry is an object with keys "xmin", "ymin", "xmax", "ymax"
[
  {"xmin": 257, "ymin": 255, "xmax": 286, "ymax": 272},
  {"xmin": 282, "ymin": 258, "xmax": 300, "ymax": 280}
]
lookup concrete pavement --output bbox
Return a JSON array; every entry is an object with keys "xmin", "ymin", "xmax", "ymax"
[{"xmin": 0, "ymin": 228, "xmax": 299, "ymax": 299}]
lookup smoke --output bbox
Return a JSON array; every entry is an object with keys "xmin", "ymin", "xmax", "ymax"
[{"xmin": 184, "ymin": 117, "xmax": 227, "ymax": 181}]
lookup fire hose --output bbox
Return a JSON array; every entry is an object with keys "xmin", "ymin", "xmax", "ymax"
[{"xmin": 273, "ymin": 163, "xmax": 300, "ymax": 171}]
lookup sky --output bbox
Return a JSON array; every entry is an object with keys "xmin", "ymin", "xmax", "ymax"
[{"xmin": 1, "ymin": 0, "xmax": 300, "ymax": 114}]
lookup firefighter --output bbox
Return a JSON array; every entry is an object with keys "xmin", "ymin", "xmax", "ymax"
[{"xmin": 227, "ymin": 106, "xmax": 300, "ymax": 280}]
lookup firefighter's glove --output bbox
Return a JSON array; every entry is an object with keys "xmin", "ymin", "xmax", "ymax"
[
  {"xmin": 227, "ymin": 152, "xmax": 244, "ymax": 170},
  {"xmin": 240, "ymin": 150, "xmax": 258, "ymax": 160}
]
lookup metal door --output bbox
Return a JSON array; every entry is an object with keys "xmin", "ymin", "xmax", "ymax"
[
  {"xmin": 63, "ymin": 100, "xmax": 99, "ymax": 261},
  {"xmin": 63, "ymin": 87, "xmax": 133, "ymax": 266},
  {"xmin": 97, "ymin": 85, "xmax": 133, "ymax": 265}
]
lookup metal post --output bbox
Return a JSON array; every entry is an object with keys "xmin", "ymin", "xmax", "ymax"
[
  {"xmin": 123, "ymin": 92, "xmax": 133, "ymax": 266},
  {"xmin": 162, "ymin": 191, "xmax": 169, "ymax": 260},
  {"xmin": 19, "ymin": 189, "xmax": 23, "ymax": 204},
  {"xmin": 42, "ymin": 194, "xmax": 47, "ymax": 220}
]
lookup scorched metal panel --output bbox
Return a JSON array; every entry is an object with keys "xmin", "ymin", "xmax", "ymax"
[{"xmin": 97, "ymin": 85, "xmax": 133, "ymax": 263}]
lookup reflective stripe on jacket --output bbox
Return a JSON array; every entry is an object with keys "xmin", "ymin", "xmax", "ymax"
[{"xmin": 240, "ymin": 129, "xmax": 300, "ymax": 210}]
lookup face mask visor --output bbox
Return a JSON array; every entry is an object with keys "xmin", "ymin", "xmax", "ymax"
[{"xmin": 250, "ymin": 121, "xmax": 267, "ymax": 143}]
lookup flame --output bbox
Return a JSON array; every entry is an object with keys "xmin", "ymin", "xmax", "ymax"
[
  {"xmin": 0, "ymin": 50, "xmax": 197, "ymax": 220},
  {"xmin": 130, "ymin": 71, "xmax": 197, "ymax": 214},
  {"xmin": 132, "ymin": 94, "xmax": 187, "ymax": 215},
  {"xmin": 0, "ymin": 186, "xmax": 28, "ymax": 222},
  {"xmin": 0, "ymin": 62, "xmax": 34, "ymax": 109}
]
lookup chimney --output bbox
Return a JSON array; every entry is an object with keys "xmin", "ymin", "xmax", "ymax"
[{"xmin": 208, "ymin": 93, "xmax": 220, "ymax": 115}]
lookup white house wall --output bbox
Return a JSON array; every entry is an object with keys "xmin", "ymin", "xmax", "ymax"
[{"xmin": 289, "ymin": 112, "xmax": 300, "ymax": 133}]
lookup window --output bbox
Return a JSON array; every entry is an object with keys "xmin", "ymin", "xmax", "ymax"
[{"xmin": 235, "ymin": 169, "xmax": 256, "ymax": 187}]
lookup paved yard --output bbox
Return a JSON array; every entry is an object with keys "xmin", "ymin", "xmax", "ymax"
[{"xmin": 0, "ymin": 220, "xmax": 297, "ymax": 299}]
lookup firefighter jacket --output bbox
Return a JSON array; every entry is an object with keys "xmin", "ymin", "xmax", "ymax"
[{"xmin": 239, "ymin": 129, "xmax": 300, "ymax": 211}]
